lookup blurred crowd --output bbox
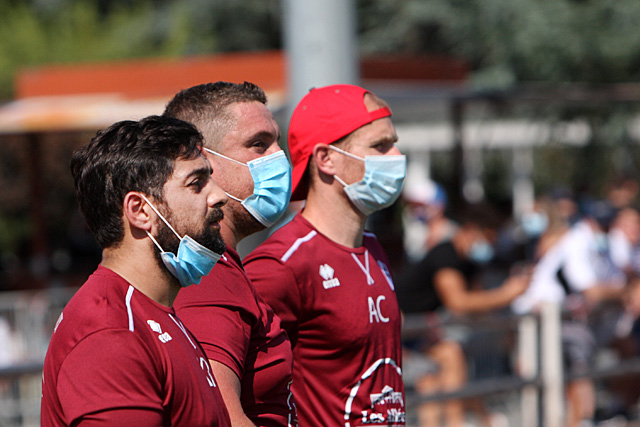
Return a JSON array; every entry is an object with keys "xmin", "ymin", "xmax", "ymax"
[{"xmin": 390, "ymin": 175, "xmax": 640, "ymax": 427}]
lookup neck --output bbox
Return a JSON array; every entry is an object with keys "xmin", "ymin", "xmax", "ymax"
[
  {"xmin": 101, "ymin": 244, "xmax": 179, "ymax": 307},
  {"xmin": 220, "ymin": 220, "xmax": 239, "ymax": 250},
  {"xmin": 219, "ymin": 202, "xmax": 261, "ymax": 250},
  {"xmin": 302, "ymin": 186, "xmax": 366, "ymax": 248}
]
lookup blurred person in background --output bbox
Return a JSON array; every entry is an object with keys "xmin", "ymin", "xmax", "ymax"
[
  {"xmin": 512, "ymin": 199, "xmax": 627, "ymax": 427},
  {"xmin": 164, "ymin": 81, "xmax": 296, "ymax": 427},
  {"xmin": 499, "ymin": 190, "xmax": 576, "ymax": 268},
  {"xmin": 609, "ymin": 206, "xmax": 640, "ymax": 276},
  {"xmin": 41, "ymin": 116, "xmax": 231, "ymax": 426},
  {"xmin": 395, "ymin": 202, "xmax": 530, "ymax": 427},
  {"xmin": 402, "ymin": 177, "xmax": 457, "ymax": 263},
  {"xmin": 243, "ymin": 84, "xmax": 407, "ymax": 426},
  {"xmin": 532, "ymin": 190, "xmax": 578, "ymax": 260},
  {"xmin": 606, "ymin": 175, "xmax": 639, "ymax": 211},
  {"xmin": 551, "ymin": 187, "xmax": 580, "ymax": 228},
  {"xmin": 601, "ymin": 274, "xmax": 640, "ymax": 421}
]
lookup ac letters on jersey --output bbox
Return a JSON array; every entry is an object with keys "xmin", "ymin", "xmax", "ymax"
[{"xmin": 368, "ymin": 296, "xmax": 389, "ymax": 323}]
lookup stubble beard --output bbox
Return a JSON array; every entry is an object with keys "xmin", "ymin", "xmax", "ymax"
[
  {"xmin": 229, "ymin": 200, "xmax": 266, "ymax": 242},
  {"xmin": 151, "ymin": 205, "xmax": 226, "ymax": 272}
]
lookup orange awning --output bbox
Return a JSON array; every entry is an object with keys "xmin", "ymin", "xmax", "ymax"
[{"xmin": 0, "ymin": 50, "xmax": 287, "ymax": 134}]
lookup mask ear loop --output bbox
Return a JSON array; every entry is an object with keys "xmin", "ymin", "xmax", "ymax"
[
  {"xmin": 146, "ymin": 230, "xmax": 165, "ymax": 253},
  {"xmin": 328, "ymin": 145, "xmax": 365, "ymax": 161},
  {"xmin": 328, "ymin": 145, "xmax": 365, "ymax": 187},
  {"xmin": 203, "ymin": 147, "xmax": 247, "ymax": 167},
  {"xmin": 140, "ymin": 195, "xmax": 182, "ymax": 247},
  {"xmin": 333, "ymin": 175, "xmax": 349, "ymax": 187},
  {"xmin": 203, "ymin": 148, "xmax": 247, "ymax": 203}
]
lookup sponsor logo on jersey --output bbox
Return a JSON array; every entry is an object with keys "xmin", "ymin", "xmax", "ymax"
[
  {"xmin": 344, "ymin": 358, "xmax": 405, "ymax": 426},
  {"xmin": 319, "ymin": 264, "xmax": 341, "ymax": 289},
  {"xmin": 147, "ymin": 319, "xmax": 172, "ymax": 343},
  {"xmin": 361, "ymin": 385, "xmax": 405, "ymax": 425},
  {"xmin": 377, "ymin": 261, "xmax": 395, "ymax": 290}
]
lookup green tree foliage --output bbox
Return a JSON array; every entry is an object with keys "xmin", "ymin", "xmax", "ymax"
[
  {"xmin": 358, "ymin": 0, "xmax": 640, "ymax": 87},
  {"xmin": 0, "ymin": 0, "xmax": 215, "ymax": 100},
  {"xmin": 4, "ymin": 0, "xmax": 640, "ymax": 100},
  {"xmin": 0, "ymin": 0, "xmax": 284, "ymax": 101}
]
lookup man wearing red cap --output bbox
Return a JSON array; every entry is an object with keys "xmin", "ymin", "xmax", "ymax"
[{"xmin": 244, "ymin": 84, "xmax": 407, "ymax": 426}]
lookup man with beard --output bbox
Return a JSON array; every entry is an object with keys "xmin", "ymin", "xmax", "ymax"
[
  {"xmin": 165, "ymin": 82, "xmax": 296, "ymax": 427},
  {"xmin": 41, "ymin": 116, "xmax": 231, "ymax": 426}
]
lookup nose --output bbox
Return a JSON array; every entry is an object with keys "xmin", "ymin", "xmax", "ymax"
[
  {"xmin": 387, "ymin": 145, "xmax": 402, "ymax": 156},
  {"xmin": 207, "ymin": 178, "xmax": 228, "ymax": 208},
  {"xmin": 266, "ymin": 143, "xmax": 283, "ymax": 155}
]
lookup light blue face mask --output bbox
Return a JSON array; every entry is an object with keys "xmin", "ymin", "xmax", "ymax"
[
  {"xmin": 468, "ymin": 240, "xmax": 495, "ymax": 264},
  {"xmin": 142, "ymin": 196, "xmax": 222, "ymax": 287},
  {"xmin": 521, "ymin": 212, "xmax": 549, "ymax": 237},
  {"xmin": 206, "ymin": 149, "xmax": 292, "ymax": 227},
  {"xmin": 330, "ymin": 145, "xmax": 406, "ymax": 216}
]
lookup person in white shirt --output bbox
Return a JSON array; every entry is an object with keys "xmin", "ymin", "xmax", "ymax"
[{"xmin": 512, "ymin": 199, "xmax": 626, "ymax": 427}]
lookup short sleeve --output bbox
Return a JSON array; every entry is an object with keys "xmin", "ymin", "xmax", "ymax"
[
  {"xmin": 244, "ymin": 256, "xmax": 301, "ymax": 344},
  {"xmin": 176, "ymin": 304, "xmax": 250, "ymax": 378},
  {"xmin": 56, "ymin": 329, "xmax": 164, "ymax": 426}
]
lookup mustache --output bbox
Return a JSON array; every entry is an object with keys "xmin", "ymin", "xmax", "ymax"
[{"xmin": 207, "ymin": 207, "xmax": 224, "ymax": 225}]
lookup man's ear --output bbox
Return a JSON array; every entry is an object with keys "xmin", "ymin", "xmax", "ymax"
[
  {"xmin": 123, "ymin": 192, "xmax": 153, "ymax": 232},
  {"xmin": 312, "ymin": 144, "xmax": 337, "ymax": 176}
]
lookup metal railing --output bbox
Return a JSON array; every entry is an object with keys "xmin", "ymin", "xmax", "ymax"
[
  {"xmin": 1, "ymin": 289, "xmax": 640, "ymax": 426},
  {"xmin": 402, "ymin": 303, "xmax": 640, "ymax": 427},
  {"xmin": 403, "ymin": 309, "xmax": 545, "ymax": 426},
  {"xmin": 0, "ymin": 287, "xmax": 76, "ymax": 427}
]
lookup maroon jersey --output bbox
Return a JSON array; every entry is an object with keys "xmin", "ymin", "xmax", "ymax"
[
  {"xmin": 41, "ymin": 266, "xmax": 231, "ymax": 427},
  {"xmin": 174, "ymin": 248, "xmax": 296, "ymax": 427},
  {"xmin": 244, "ymin": 213, "xmax": 405, "ymax": 427}
]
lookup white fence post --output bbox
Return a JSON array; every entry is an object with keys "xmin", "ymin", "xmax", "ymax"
[
  {"xmin": 541, "ymin": 302, "xmax": 564, "ymax": 427},
  {"xmin": 518, "ymin": 313, "xmax": 539, "ymax": 427}
]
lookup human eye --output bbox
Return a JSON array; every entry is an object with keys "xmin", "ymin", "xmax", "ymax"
[
  {"xmin": 372, "ymin": 142, "xmax": 387, "ymax": 153},
  {"xmin": 375, "ymin": 140, "xmax": 396, "ymax": 154},
  {"xmin": 250, "ymin": 139, "xmax": 268, "ymax": 153},
  {"xmin": 188, "ymin": 176, "xmax": 206, "ymax": 192}
]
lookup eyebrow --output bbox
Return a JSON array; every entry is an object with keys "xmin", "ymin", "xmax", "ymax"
[
  {"xmin": 185, "ymin": 165, "xmax": 213, "ymax": 181},
  {"xmin": 246, "ymin": 130, "xmax": 280, "ymax": 143},
  {"xmin": 372, "ymin": 133, "xmax": 398, "ymax": 145}
]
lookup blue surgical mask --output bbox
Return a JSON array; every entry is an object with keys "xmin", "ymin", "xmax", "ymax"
[
  {"xmin": 142, "ymin": 196, "xmax": 221, "ymax": 287},
  {"xmin": 330, "ymin": 145, "xmax": 406, "ymax": 216},
  {"xmin": 521, "ymin": 212, "xmax": 549, "ymax": 237},
  {"xmin": 206, "ymin": 149, "xmax": 291, "ymax": 227},
  {"xmin": 469, "ymin": 241, "xmax": 494, "ymax": 264}
]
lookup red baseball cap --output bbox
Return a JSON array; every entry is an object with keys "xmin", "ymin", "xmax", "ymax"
[{"xmin": 288, "ymin": 84, "xmax": 392, "ymax": 201}]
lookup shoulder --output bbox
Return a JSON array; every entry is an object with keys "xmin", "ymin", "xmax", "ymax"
[
  {"xmin": 363, "ymin": 230, "xmax": 393, "ymax": 264},
  {"xmin": 53, "ymin": 329, "xmax": 164, "ymax": 424},
  {"xmin": 54, "ymin": 268, "xmax": 133, "ymax": 339},
  {"xmin": 175, "ymin": 253, "xmax": 255, "ymax": 309},
  {"xmin": 363, "ymin": 230, "xmax": 381, "ymax": 246},
  {"xmin": 245, "ymin": 214, "xmax": 319, "ymax": 266}
]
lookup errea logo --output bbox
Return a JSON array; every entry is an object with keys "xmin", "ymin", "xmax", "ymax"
[
  {"xmin": 319, "ymin": 264, "xmax": 341, "ymax": 289},
  {"xmin": 147, "ymin": 319, "xmax": 172, "ymax": 343}
]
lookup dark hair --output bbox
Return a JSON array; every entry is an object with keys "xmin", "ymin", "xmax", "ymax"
[
  {"xmin": 70, "ymin": 115, "xmax": 204, "ymax": 248},
  {"xmin": 163, "ymin": 81, "xmax": 266, "ymax": 134}
]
